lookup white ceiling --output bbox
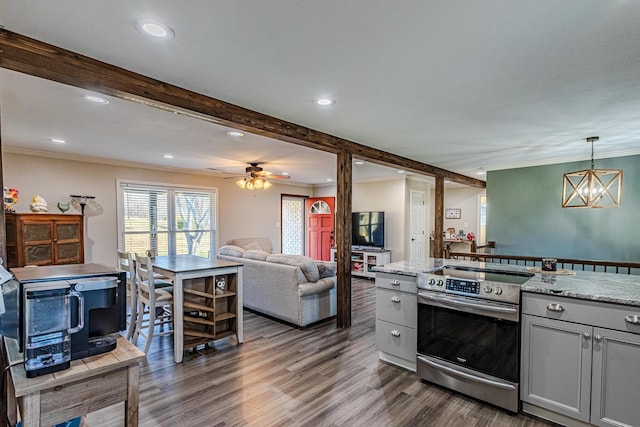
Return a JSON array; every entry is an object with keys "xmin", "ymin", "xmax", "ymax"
[{"xmin": 1, "ymin": 1, "xmax": 640, "ymax": 185}]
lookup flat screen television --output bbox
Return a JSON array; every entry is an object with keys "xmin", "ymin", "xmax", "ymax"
[{"xmin": 352, "ymin": 211, "xmax": 385, "ymax": 248}]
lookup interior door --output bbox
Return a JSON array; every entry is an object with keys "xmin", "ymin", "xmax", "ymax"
[
  {"xmin": 410, "ymin": 190, "xmax": 426, "ymax": 261},
  {"xmin": 305, "ymin": 197, "xmax": 335, "ymax": 261}
]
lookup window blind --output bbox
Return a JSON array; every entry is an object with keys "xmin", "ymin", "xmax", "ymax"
[{"xmin": 120, "ymin": 183, "xmax": 216, "ymax": 257}]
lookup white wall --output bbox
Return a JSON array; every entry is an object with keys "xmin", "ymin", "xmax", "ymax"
[
  {"xmin": 443, "ymin": 186, "xmax": 486, "ymax": 239},
  {"xmin": 352, "ymin": 178, "xmax": 405, "ymax": 261},
  {"xmin": 3, "ymin": 152, "xmax": 312, "ymax": 266}
]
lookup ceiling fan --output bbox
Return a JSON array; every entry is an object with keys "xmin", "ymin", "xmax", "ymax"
[{"xmin": 232, "ymin": 162, "xmax": 290, "ymax": 190}]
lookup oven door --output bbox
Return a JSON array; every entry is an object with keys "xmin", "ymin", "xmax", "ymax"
[{"xmin": 417, "ymin": 292, "xmax": 519, "ymax": 383}]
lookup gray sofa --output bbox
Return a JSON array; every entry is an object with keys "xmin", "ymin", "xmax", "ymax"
[{"xmin": 217, "ymin": 238, "xmax": 337, "ymax": 327}]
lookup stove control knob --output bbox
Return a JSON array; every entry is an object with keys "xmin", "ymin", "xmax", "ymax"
[
  {"xmin": 495, "ymin": 287, "xmax": 503, "ymax": 295},
  {"xmin": 436, "ymin": 280, "xmax": 444, "ymax": 287},
  {"xmin": 428, "ymin": 279, "xmax": 435, "ymax": 285},
  {"xmin": 483, "ymin": 286, "xmax": 493, "ymax": 293}
]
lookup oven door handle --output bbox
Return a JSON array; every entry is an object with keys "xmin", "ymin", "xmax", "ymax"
[
  {"xmin": 418, "ymin": 293, "xmax": 517, "ymax": 314},
  {"xmin": 418, "ymin": 356, "xmax": 516, "ymax": 391}
]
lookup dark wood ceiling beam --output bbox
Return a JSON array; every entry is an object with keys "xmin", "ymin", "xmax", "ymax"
[{"xmin": 0, "ymin": 29, "xmax": 485, "ymax": 188}]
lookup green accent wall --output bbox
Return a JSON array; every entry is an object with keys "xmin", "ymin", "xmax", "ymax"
[{"xmin": 487, "ymin": 154, "xmax": 639, "ymax": 262}]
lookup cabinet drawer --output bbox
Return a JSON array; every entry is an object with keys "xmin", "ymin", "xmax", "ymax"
[
  {"xmin": 522, "ymin": 292, "xmax": 640, "ymax": 334},
  {"xmin": 376, "ymin": 288, "xmax": 417, "ymax": 328},
  {"xmin": 376, "ymin": 319, "xmax": 417, "ymax": 361},
  {"xmin": 376, "ymin": 272, "xmax": 416, "ymax": 293}
]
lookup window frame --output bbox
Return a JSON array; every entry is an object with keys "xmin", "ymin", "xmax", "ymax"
[{"xmin": 116, "ymin": 179, "xmax": 218, "ymax": 258}]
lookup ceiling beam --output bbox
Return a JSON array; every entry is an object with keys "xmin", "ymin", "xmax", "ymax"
[{"xmin": 0, "ymin": 29, "xmax": 485, "ymax": 188}]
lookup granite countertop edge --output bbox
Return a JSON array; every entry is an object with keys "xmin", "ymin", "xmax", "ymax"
[{"xmin": 374, "ymin": 258, "xmax": 640, "ymax": 307}]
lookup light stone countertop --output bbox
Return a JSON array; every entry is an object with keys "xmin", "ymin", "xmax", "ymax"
[{"xmin": 374, "ymin": 258, "xmax": 640, "ymax": 307}]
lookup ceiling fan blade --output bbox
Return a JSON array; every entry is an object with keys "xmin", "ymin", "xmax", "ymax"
[{"xmin": 267, "ymin": 174, "xmax": 291, "ymax": 179}]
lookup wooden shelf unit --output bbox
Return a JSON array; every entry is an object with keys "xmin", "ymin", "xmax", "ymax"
[
  {"xmin": 182, "ymin": 271, "xmax": 239, "ymax": 350},
  {"xmin": 331, "ymin": 247, "xmax": 391, "ymax": 278}
]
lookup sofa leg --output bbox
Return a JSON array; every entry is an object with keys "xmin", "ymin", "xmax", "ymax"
[{"xmin": 298, "ymin": 325, "xmax": 307, "ymax": 331}]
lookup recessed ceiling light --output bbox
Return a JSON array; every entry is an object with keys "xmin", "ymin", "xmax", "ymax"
[
  {"xmin": 84, "ymin": 94, "xmax": 109, "ymax": 104},
  {"xmin": 282, "ymin": 172, "xmax": 290, "ymax": 176},
  {"xmin": 314, "ymin": 98, "xmax": 335, "ymax": 106},
  {"xmin": 136, "ymin": 20, "xmax": 175, "ymax": 40},
  {"xmin": 355, "ymin": 161, "xmax": 364, "ymax": 166},
  {"xmin": 326, "ymin": 178, "xmax": 333, "ymax": 182},
  {"xmin": 397, "ymin": 170, "xmax": 405, "ymax": 174},
  {"xmin": 50, "ymin": 138, "xmax": 67, "ymax": 144},
  {"xmin": 477, "ymin": 171, "xmax": 486, "ymax": 175},
  {"xmin": 226, "ymin": 130, "xmax": 245, "ymax": 137},
  {"xmin": 163, "ymin": 154, "xmax": 174, "ymax": 159}
]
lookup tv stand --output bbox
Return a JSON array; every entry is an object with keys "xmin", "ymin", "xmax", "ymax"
[{"xmin": 331, "ymin": 247, "xmax": 391, "ymax": 279}]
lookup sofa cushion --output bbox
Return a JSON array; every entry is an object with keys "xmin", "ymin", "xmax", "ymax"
[
  {"xmin": 218, "ymin": 245, "xmax": 246, "ymax": 258},
  {"xmin": 315, "ymin": 261, "xmax": 337, "ymax": 278},
  {"xmin": 225, "ymin": 237, "xmax": 273, "ymax": 253},
  {"xmin": 242, "ymin": 241, "xmax": 262, "ymax": 251},
  {"xmin": 266, "ymin": 254, "xmax": 320, "ymax": 282},
  {"xmin": 243, "ymin": 249, "xmax": 269, "ymax": 261}
]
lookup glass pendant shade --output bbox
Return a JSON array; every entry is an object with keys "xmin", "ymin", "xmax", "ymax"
[
  {"xmin": 235, "ymin": 176, "xmax": 273, "ymax": 190},
  {"xmin": 562, "ymin": 137, "xmax": 622, "ymax": 208}
]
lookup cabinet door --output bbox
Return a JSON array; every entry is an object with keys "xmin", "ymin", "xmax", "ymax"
[
  {"xmin": 22, "ymin": 220, "xmax": 54, "ymax": 265},
  {"xmin": 521, "ymin": 315, "xmax": 592, "ymax": 422},
  {"xmin": 591, "ymin": 328, "xmax": 640, "ymax": 427},
  {"xmin": 53, "ymin": 220, "xmax": 83, "ymax": 264}
]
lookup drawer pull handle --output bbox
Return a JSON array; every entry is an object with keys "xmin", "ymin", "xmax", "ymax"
[
  {"xmin": 391, "ymin": 296, "xmax": 401, "ymax": 303},
  {"xmin": 390, "ymin": 330, "xmax": 401, "ymax": 337},
  {"xmin": 594, "ymin": 335, "xmax": 602, "ymax": 343},
  {"xmin": 390, "ymin": 280, "xmax": 401, "ymax": 286},
  {"xmin": 625, "ymin": 315, "xmax": 640, "ymax": 324},
  {"xmin": 583, "ymin": 332, "xmax": 591, "ymax": 340},
  {"xmin": 547, "ymin": 303, "xmax": 564, "ymax": 312}
]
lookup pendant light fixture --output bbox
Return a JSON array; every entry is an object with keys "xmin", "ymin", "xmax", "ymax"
[{"xmin": 562, "ymin": 137, "xmax": 622, "ymax": 208}]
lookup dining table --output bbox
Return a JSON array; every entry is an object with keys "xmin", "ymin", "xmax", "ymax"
[{"xmin": 150, "ymin": 255, "xmax": 243, "ymax": 363}]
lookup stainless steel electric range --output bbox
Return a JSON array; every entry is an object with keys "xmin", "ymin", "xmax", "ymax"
[{"xmin": 416, "ymin": 264, "xmax": 534, "ymax": 413}]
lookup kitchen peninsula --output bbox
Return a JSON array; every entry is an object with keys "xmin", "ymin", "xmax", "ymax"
[{"xmin": 374, "ymin": 258, "xmax": 640, "ymax": 426}]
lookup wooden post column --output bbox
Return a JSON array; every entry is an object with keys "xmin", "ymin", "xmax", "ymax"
[
  {"xmin": 336, "ymin": 151, "xmax": 352, "ymax": 328},
  {"xmin": 433, "ymin": 176, "xmax": 444, "ymax": 258}
]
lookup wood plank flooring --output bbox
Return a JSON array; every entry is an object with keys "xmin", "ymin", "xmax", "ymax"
[{"xmin": 87, "ymin": 278, "xmax": 553, "ymax": 427}]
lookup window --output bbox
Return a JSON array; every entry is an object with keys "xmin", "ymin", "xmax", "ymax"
[
  {"xmin": 118, "ymin": 181, "xmax": 217, "ymax": 258},
  {"xmin": 281, "ymin": 195, "xmax": 305, "ymax": 255}
]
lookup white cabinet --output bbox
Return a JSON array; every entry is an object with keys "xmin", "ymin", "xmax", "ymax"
[
  {"xmin": 375, "ymin": 272, "xmax": 417, "ymax": 372},
  {"xmin": 521, "ymin": 315, "xmax": 592, "ymax": 422},
  {"xmin": 332, "ymin": 248, "xmax": 391, "ymax": 278},
  {"xmin": 591, "ymin": 327, "xmax": 640, "ymax": 427},
  {"xmin": 521, "ymin": 293, "xmax": 640, "ymax": 427}
]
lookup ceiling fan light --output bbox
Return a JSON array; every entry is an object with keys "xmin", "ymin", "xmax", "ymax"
[
  {"xmin": 263, "ymin": 180, "xmax": 273, "ymax": 189},
  {"xmin": 254, "ymin": 178, "xmax": 264, "ymax": 189},
  {"xmin": 236, "ymin": 178, "xmax": 247, "ymax": 189}
]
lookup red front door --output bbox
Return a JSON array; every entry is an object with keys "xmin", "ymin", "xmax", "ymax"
[{"xmin": 305, "ymin": 197, "xmax": 335, "ymax": 261}]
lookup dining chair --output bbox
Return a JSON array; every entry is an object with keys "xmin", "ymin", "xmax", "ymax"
[
  {"xmin": 132, "ymin": 253, "xmax": 174, "ymax": 354},
  {"xmin": 117, "ymin": 250, "xmax": 137, "ymax": 340}
]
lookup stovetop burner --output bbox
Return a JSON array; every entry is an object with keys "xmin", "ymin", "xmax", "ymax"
[{"xmin": 439, "ymin": 265, "xmax": 534, "ymax": 285}]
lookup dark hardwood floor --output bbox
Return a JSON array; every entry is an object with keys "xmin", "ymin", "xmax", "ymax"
[{"xmin": 88, "ymin": 278, "xmax": 553, "ymax": 427}]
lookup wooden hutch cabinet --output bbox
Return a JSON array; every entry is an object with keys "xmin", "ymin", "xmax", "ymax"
[{"xmin": 5, "ymin": 213, "xmax": 84, "ymax": 268}]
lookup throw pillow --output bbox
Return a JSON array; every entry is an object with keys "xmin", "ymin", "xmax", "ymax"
[
  {"xmin": 266, "ymin": 254, "xmax": 320, "ymax": 282},
  {"xmin": 242, "ymin": 241, "xmax": 262, "ymax": 251},
  {"xmin": 316, "ymin": 261, "xmax": 337, "ymax": 278},
  {"xmin": 218, "ymin": 245, "xmax": 246, "ymax": 257},
  {"xmin": 243, "ymin": 249, "xmax": 268, "ymax": 261}
]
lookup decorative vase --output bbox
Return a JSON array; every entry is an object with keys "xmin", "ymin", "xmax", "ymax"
[{"xmin": 57, "ymin": 201, "xmax": 70, "ymax": 213}]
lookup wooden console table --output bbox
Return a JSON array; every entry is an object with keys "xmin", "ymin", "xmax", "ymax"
[{"xmin": 2, "ymin": 336, "xmax": 144, "ymax": 427}]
